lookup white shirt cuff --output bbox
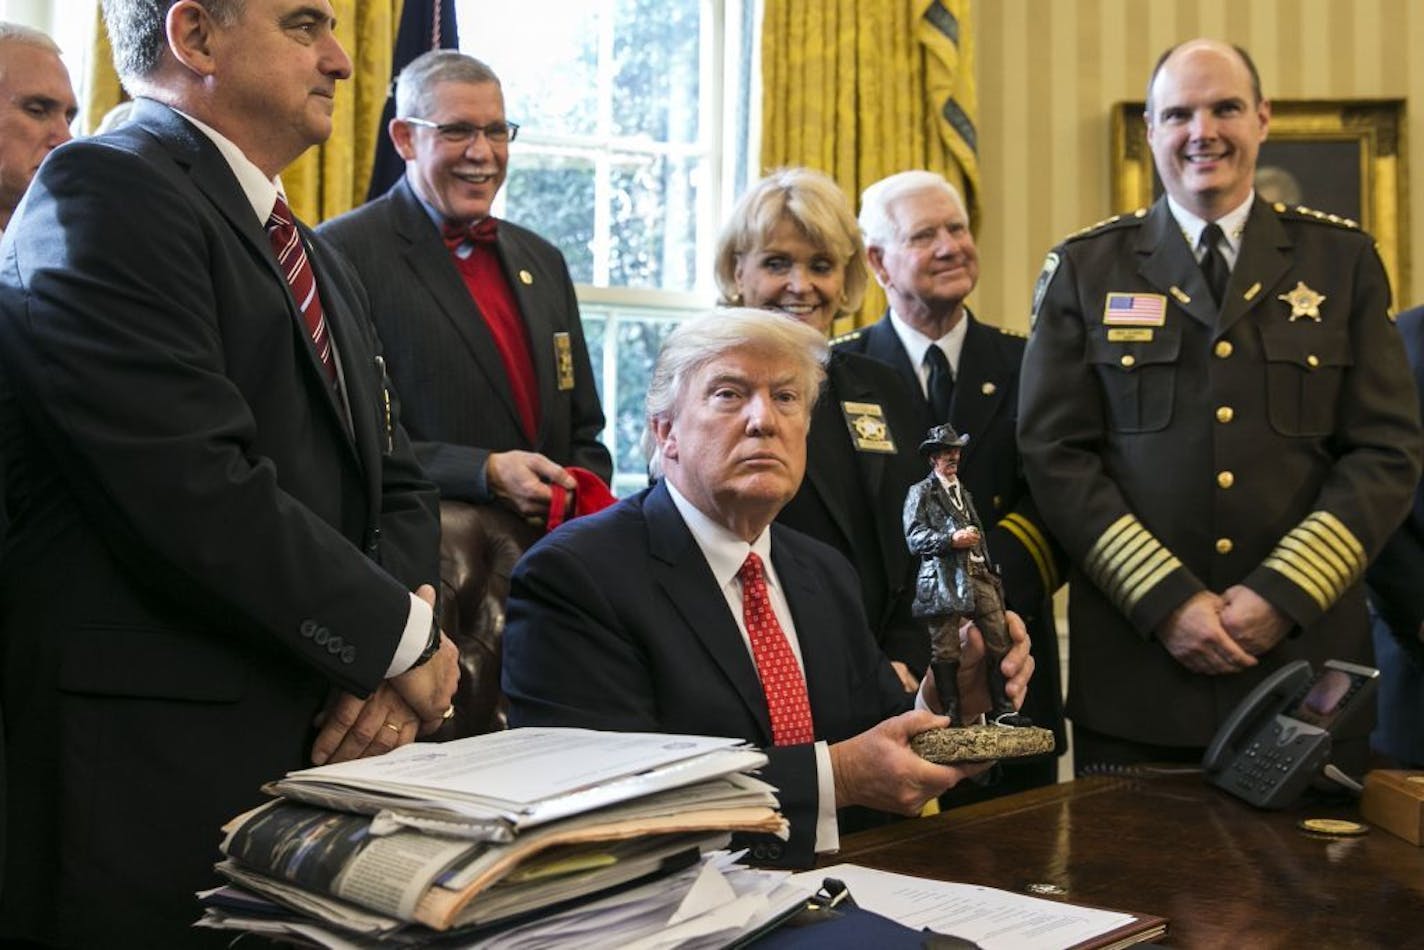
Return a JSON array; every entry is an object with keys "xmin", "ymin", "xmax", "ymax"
[
  {"xmin": 384, "ymin": 593, "xmax": 435, "ymax": 678},
  {"xmin": 812, "ymin": 740, "xmax": 840, "ymax": 853}
]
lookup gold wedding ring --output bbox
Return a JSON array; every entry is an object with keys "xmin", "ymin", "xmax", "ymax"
[
  {"xmin": 441, "ymin": 705, "xmax": 456, "ymax": 720},
  {"xmin": 383, "ymin": 721, "xmax": 401, "ymax": 733}
]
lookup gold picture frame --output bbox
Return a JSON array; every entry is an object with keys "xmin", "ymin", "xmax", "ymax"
[{"xmin": 1111, "ymin": 99, "xmax": 1409, "ymax": 303}]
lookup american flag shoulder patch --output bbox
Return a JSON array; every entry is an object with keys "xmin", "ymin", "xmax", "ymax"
[{"xmin": 1103, "ymin": 292, "xmax": 1168, "ymax": 326}]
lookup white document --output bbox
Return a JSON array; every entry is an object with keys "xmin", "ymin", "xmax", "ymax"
[
  {"xmin": 792, "ymin": 863, "xmax": 1137, "ymax": 950},
  {"xmin": 274, "ymin": 729, "xmax": 766, "ymax": 829}
]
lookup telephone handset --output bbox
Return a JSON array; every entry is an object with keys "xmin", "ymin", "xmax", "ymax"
[{"xmin": 1202, "ymin": 658, "xmax": 1379, "ymax": 809}]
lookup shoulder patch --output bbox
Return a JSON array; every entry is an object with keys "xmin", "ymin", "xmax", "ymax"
[
  {"xmin": 1030, "ymin": 251, "xmax": 1061, "ymax": 327},
  {"xmin": 1276, "ymin": 203, "xmax": 1360, "ymax": 230},
  {"xmin": 996, "ymin": 324, "xmax": 1028, "ymax": 339},
  {"xmin": 829, "ymin": 327, "xmax": 865, "ymax": 347}
]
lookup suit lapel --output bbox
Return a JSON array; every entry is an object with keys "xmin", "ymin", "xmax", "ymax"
[
  {"xmin": 950, "ymin": 313, "xmax": 1007, "ymax": 467},
  {"xmin": 388, "ymin": 180, "xmax": 528, "ymax": 436},
  {"xmin": 802, "ymin": 356, "xmax": 882, "ymax": 554},
  {"xmin": 1136, "ymin": 199, "xmax": 1217, "ymax": 328},
  {"xmin": 1217, "ymin": 200, "xmax": 1292, "ymax": 337},
  {"xmin": 645, "ymin": 483, "xmax": 773, "ymax": 742}
]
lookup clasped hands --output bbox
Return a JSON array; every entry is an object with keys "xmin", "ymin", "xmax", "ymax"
[
  {"xmin": 830, "ymin": 611, "xmax": 1034, "ymax": 817},
  {"xmin": 1157, "ymin": 586, "xmax": 1292, "ymax": 675},
  {"xmin": 310, "ymin": 583, "xmax": 461, "ymax": 765}
]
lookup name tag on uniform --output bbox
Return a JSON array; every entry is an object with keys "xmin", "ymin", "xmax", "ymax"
[
  {"xmin": 1103, "ymin": 292, "xmax": 1167, "ymax": 326},
  {"xmin": 1107, "ymin": 328, "xmax": 1154, "ymax": 342},
  {"xmin": 553, "ymin": 332, "xmax": 575, "ymax": 391},
  {"xmin": 842, "ymin": 401, "xmax": 896, "ymax": 454}
]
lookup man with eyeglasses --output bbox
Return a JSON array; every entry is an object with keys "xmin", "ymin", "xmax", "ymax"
[{"xmin": 321, "ymin": 50, "xmax": 611, "ymax": 523}]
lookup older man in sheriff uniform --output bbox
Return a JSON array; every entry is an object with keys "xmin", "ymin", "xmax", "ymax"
[
  {"xmin": 838, "ymin": 170, "xmax": 1067, "ymax": 790},
  {"xmin": 1019, "ymin": 38, "xmax": 1422, "ymax": 772}
]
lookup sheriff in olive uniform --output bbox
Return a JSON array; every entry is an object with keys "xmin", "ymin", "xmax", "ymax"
[{"xmin": 1019, "ymin": 38, "xmax": 1422, "ymax": 768}]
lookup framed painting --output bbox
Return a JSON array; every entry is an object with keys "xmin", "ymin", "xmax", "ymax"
[{"xmin": 1111, "ymin": 99, "xmax": 1408, "ymax": 303}]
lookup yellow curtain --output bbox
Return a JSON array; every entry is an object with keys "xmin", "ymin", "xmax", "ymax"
[
  {"xmin": 86, "ymin": 1, "xmax": 402, "ymax": 224},
  {"xmin": 761, "ymin": 0, "xmax": 980, "ymax": 329}
]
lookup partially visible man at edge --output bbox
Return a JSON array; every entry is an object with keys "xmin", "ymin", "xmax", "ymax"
[
  {"xmin": 0, "ymin": 2, "xmax": 458, "ymax": 944},
  {"xmin": 1019, "ymin": 38, "xmax": 1421, "ymax": 771}
]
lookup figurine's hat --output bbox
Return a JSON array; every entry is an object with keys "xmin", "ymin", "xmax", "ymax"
[{"xmin": 918, "ymin": 423, "xmax": 970, "ymax": 456}]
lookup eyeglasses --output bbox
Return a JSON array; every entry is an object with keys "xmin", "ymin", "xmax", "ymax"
[{"xmin": 400, "ymin": 117, "xmax": 520, "ymax": 145}]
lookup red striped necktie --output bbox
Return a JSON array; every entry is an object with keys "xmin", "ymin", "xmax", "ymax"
[
  {"xmin": 266, "ymin": 196, "xmax": 336, "ymax": 386},
  {"xmin": 738, "ymin": 552, "xmax": 815, "ymax": 746}
]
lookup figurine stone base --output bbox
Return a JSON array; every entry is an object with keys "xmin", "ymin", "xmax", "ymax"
[{"xmin": 911, "ymin": 724, "xmax": 1056, "ymax": 764}]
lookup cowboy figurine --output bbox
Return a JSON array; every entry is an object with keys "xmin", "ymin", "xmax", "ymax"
[{"xmin": 904, "ymin": 424, "xmax": 1033, "ymax": 728}]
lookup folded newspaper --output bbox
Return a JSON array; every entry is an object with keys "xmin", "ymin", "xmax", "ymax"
[{"xmin": 209, "ymin": 728, "xmax": 788, "ymax": 936}]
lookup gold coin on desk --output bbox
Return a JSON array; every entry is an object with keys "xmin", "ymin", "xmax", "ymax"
[{"xmin": 1298, "ymin": 818, "xmax": 1369, "ymax": 836}]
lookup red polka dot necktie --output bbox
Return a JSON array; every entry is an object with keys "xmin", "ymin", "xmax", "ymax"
[
  {"xmin": 266, "ymin": 196, "xmax": 336, "ymax": 386},
  {"xmin": 738, "ymin": 552, "xmax": 814, "ymax": 746}
]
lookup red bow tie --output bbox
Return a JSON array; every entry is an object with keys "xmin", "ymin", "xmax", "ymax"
[{"xmin": 442, "ymin": 216, "xmax": 498, "ymax": 249}]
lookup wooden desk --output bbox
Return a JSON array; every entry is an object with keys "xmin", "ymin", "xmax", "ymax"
[{"xmin": 834, "ymin": 772, "xmax": 1424, "ymax": 947}]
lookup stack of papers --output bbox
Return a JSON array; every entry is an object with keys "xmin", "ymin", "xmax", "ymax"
[{"xmin": 199, "ymin": 729, "xmax": 791, "ymax": 943}]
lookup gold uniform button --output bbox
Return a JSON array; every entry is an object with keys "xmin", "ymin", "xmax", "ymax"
[
  {"xmin": 1216, "ymin": 538, "xmax": 1233, "ymax": 555},
  {"xmin": 1216, "ymin": 406, "xmax": 1234, "ymax": 423},
  {"xmin": 1120, "ymin": 354, "xmax": 1136, "ymax": 368},
  {"xmin": 1306, "ymin": 354, "xmax": 1320, "ymax": 368},
  {"xmin": 1215, "ymin": 340, "xmax": 1233, "ymax": 359},
  {"xmin": 981, "ymin": 381, "xmax": 997, "ymax": 396},
  {"xmin": 1217, "ymin": 471, "xmax": 1235, "ymax": 489}
]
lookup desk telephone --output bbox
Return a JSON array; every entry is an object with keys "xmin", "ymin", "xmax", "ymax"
[{"xmin": 1202, "ymin": 658, "xmax": 1378, "ymax": 808}]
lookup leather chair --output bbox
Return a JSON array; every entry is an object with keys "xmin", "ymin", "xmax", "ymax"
[{"xmin": 428, "ymin": 500, "xmax": 541, "ymax": 739}]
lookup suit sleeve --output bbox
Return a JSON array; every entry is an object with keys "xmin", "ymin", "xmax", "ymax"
[
  {"xmin": 1241, "ymin": 243, "xmax": 1422, "ymax": 627},
  {"xmin": 0, "ymin": 141, "xmax": 414, "ymax": 695},
  {"xmin": 503, "ymin": 535, "xmax": 820, "ymax": 865},
  {"xmin": 1019, "ymin": 247, "xmax": 1206, "ymax": 636},
  {"xmin": 988, "ymin": 490, "xmax": 1068, "ymax": 623}
]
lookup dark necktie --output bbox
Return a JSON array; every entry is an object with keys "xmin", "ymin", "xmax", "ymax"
[
  {"xmin": 1199, "ymin": 222, "xmax": 1230, "ymax": 308},
  {"xmin": 925, "ymin": 344, "xmax": 955, "ymax": 423},
  {"xmin": 738, "ymin": 553, "xmax": 814, "ymax": 746},
  {"xmin": 442, "ymin": 215, "xmax": 498, "ymax": 251},
  {"xmin": 266, "ymin": 196, "xmax": 336, "ymax": 386}
]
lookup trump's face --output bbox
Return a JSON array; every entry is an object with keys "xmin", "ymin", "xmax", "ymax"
[{"xmin": 654, "ymin": 346, "xmax": 810, "ymax": 540}]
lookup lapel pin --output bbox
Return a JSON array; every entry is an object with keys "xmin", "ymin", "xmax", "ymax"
[
  {"xmin": 980, "ymin": 382, "xmax": 996, "ymax": 396},
  {"xmin": 519, "ymin": 269, "xmax": 534, "ymax": 285}
]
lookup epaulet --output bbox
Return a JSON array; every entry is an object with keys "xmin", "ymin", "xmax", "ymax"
[
  {"xmin": 995, "ymin": 324, "xmax": 1028, "ymax": 340},
  {"xmin": 829, "ymin": 328, "xmax": 864, "ymax": 347},
  {"xmin": 1273, "ymin": 201, "xmax": 1360, "ymax": 230},
  {"xmin": 1061, "ymin": 208, "xmax": 1147, "ymax": 244}
]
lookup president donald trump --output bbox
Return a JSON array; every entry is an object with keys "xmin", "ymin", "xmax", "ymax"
[{"xmin": 503, "ymin": 309, "xmax": 1033, "ymax": 865}]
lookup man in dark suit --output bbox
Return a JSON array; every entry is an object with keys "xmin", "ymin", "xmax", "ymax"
[
  {"xmin": 1019, "ymin": 39, "xmax": 1421, "ymax": 772},
  {"xmin": 0, "ymin": 2, "xmax": 459, "ymax": 945},
  {"xmin": 1367, "ymin": 304, "xmax": 1424, "ymax": 768},
  {"xmin": 503, "ymin": 310, "xmax": 1034, "ymax": 867},
  {"xmin": 839, "ymin": 170, "xmax": 1066, "ymax": 789},
  {"xmin": 319, "ymin": 50, "xmax": 610, "ymax": 520}
]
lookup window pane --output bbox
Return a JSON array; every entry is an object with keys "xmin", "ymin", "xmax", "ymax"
[
  {"xmin": 609, "ymin": 154, "xmax": 700, "ymax": 291},
  {"xmin": 460, "ymin": 0, "xmax": 599, "ymax": 136},
  {"xmin": 504, "ymin": 154, "xmax": 596, "ymax": 284},
  {"xmin": 612, "ymin": 0, "xmax": 702, "ymax": 143},
  {"xmin": 613, "ymin": 317, "xmax": 680, "ymax": 476}
]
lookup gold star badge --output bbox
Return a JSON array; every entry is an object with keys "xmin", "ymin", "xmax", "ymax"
[{"xmin": 1278, "ymin": 281, "xmax": 1325, "ymax": 322}]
